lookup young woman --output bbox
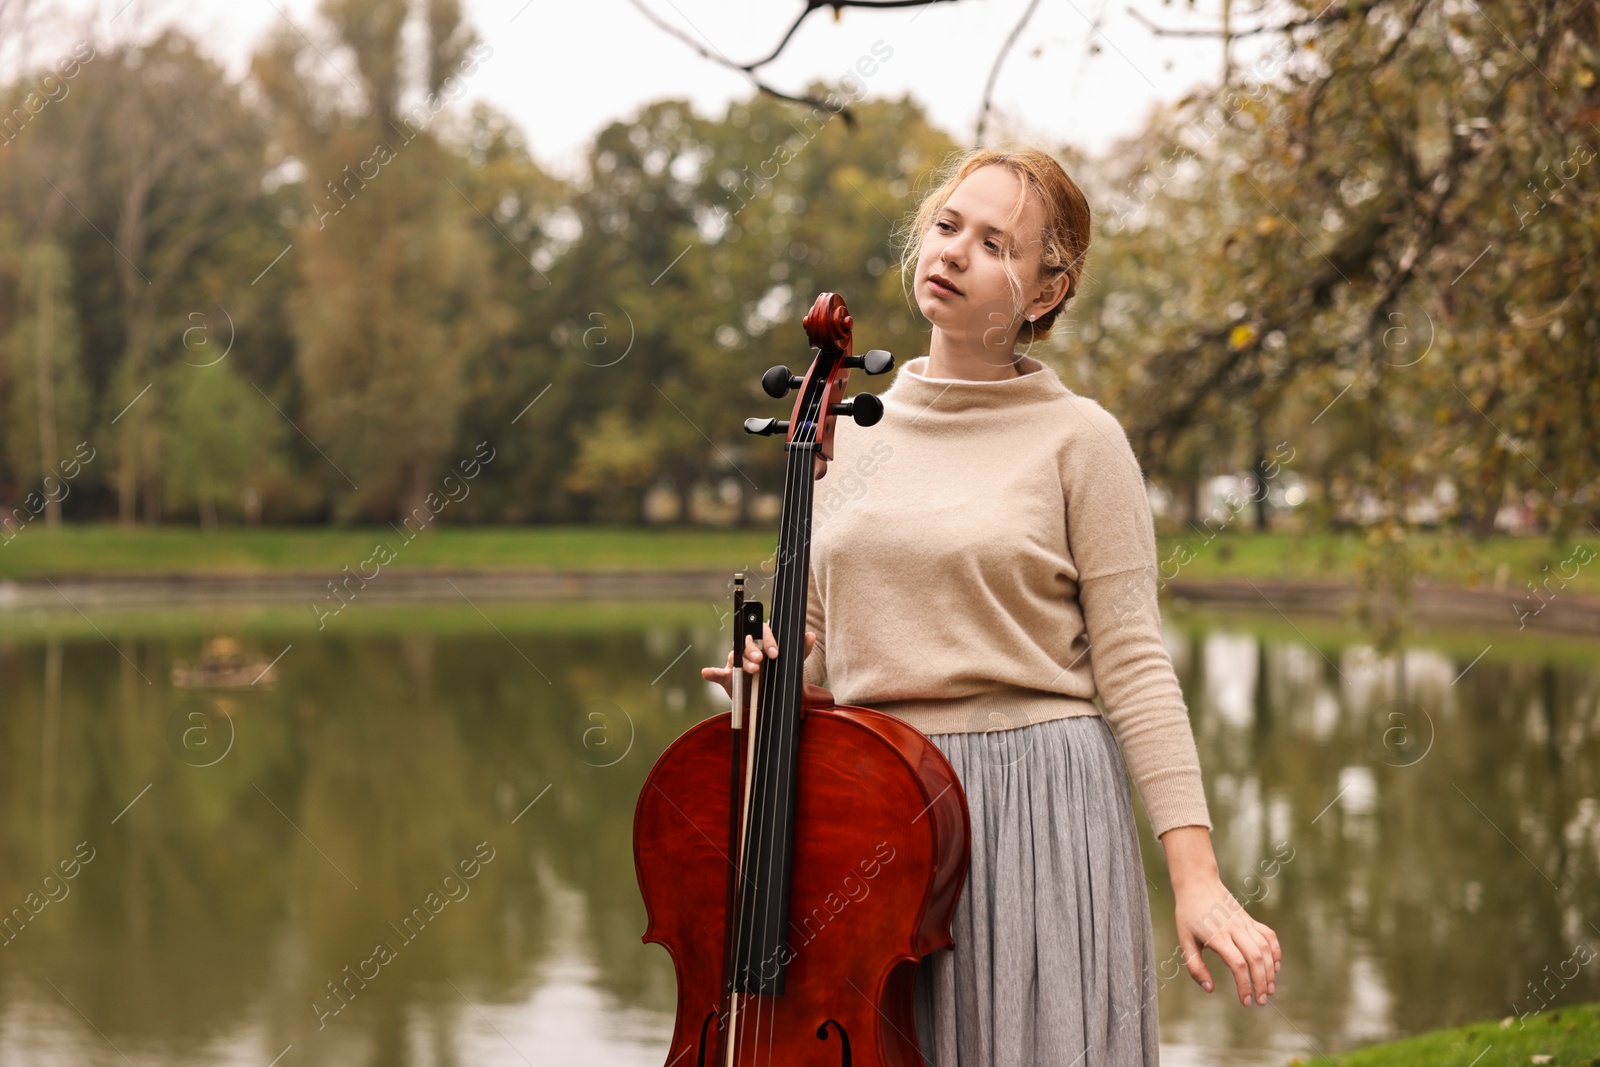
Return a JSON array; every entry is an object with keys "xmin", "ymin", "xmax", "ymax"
[{"xmin": 703, "ymin": 146, "xmax": 1281, "ymax": 1066}]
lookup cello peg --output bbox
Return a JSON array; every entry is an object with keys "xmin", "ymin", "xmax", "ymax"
[
  {"xmin": 850, "ymin": 393, "xmax": 884, "ymax": 426},
  {"xmin": 828, "ymin": 394, "xmax": 884, "ymax": 427},
  {"xmin": 841, "ymin": 349, "xmax": 893, "ymax": 375},
  {"xmin": 744, "ymin": 417, "xmax": 789, "ymax": 436},
  {"xmin": 762, "ymin": 365, "xmax": 804, "ymax": 398}
]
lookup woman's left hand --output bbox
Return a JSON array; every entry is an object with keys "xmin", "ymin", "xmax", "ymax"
[{"xmin": 1173, "ymin": 878, "xmax": 1281, "ymax": 1007}]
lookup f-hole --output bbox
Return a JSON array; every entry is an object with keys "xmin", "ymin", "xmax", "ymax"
[
  {"xmin": 695, "ymin": 1010, "xmax": 718, "ymax": 1067},
  {"xmin": 816, "ymin": 1019, "xmax": 852, "ymax": 1066}
]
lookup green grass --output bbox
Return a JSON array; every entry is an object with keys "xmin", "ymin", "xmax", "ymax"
[
  {"xmin": 1287, "ymin": 1001, "xmax": 1600, "ymax": 1066},
  {"xmin": 0, "ymin": 597, "xmax": 722, "ymax": 640},
  {"xmin": 0, "ymin": 524, "xmax": 777, "ymax": 577},
  {"xmin": 0, "ymin": 524, "xmax": 1596, "ymax": 598}
]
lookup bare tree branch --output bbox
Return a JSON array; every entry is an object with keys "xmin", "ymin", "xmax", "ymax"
[
  {"xmin": 624, "ymin": 0, "xmax": 850, "ymax": 120},
  {"xmin": 624, "ymin": 0, "xmax": 964, "ymax": 123},
  {"xmin": 975, "ymin": 0, "xmax": 1044, "ymax": 146},
  {"xmin": 742, "ymin": 0, "xmax": 831, "ymax": 70},
  {"xmin": 1126, "ymin": 0, "xmax": 1394, "ymax": 40},
  {"xmin": 746, "ymin": 0, "xmax": 968, "ymax": 71}
]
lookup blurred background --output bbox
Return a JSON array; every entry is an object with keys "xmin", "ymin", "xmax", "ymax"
[{"xmin": 1, "ymin": 0, "xmax": 1598, "ymax": 1064}]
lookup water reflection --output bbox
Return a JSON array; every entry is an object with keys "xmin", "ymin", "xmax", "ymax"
[{"xmin": 0, "ymin": 601, "xmax": 1596, "ymax": 1066}]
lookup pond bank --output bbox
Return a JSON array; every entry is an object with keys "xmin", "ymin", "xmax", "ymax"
[
  {"xmin": 2, "ymin": 569, "xmax": 1597, "ymax": 638},
  {"xmin": 1165, "ymin": 575, "xmax": 1600, "ymax": 636}
]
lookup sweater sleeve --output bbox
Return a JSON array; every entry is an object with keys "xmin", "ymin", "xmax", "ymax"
[
  {"xmin": 1065, "ymin": 401, "xmax": 1211, "ymax": 837},
  {"xmin": 1079, "ymin": 566, "xmax": 1212, "ymax": 836},
  {"xmin": 803, "ymin": 560, "xmax": 827, "ymax": 689}
]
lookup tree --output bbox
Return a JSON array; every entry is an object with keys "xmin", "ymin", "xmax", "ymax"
[
  {"xmin": 253, "ymin": 0, "xmax": 512, "ymax": 523},
  {"xmin": 160, "ymin": 358, "xmax": 289, "ymax": 528},
  {"xmin": 1081, "ymin": 0, "xmax": 1600, "ymax": 542},
  {"xmin": 537, "ymin": 99, "xmax": 718, "ymax": 523},
  {"xmin": 440, "ymin": 102, "xmax": 578, "ymax": 524},
  {"xmin": 1, "ymin": 237, "xmax": 88, "ymax": 527},
  {"xmin": 682, "ymin": 88, "xmax": 961, "ymax": 524},
  {"xmin": 549, "ymin": 90, "xmax": 961, "ymax": 525},
  {"xmin": 0, "ymin": 25, "xmax": 282, "ymax": 526}
]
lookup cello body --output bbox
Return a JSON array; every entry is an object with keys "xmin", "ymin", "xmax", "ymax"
[
  {"xmin": 634, "ymin": 701, "xmax": 969, "ymax": 1065},
  {"xmin": 632, "ymin": 292, "xmax": 971, "ymax": 1066}
]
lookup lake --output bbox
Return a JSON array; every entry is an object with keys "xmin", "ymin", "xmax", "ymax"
[{"xmin": 0, "ymin": 596, "xmax": 1595, "ymax": 1066}]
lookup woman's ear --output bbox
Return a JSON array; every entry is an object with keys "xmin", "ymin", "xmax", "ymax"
[{"xmin": 1029, "ymin": 269, "xmax": 1070, "ymax": 318}]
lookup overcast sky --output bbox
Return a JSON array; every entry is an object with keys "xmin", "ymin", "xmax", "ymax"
[{"xmin": 32, "ymin": 0, "xmax": 1259, "ymax": 179}]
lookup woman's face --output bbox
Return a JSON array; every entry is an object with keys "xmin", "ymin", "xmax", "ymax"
[{"xmin": 913, "ymin": 164, "xmax": 1058, "ymax": 349}]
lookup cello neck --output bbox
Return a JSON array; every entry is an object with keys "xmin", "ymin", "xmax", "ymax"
[
  {"xmin": 764, "ymin": 436, "xmax": 820, "ymax": 721},
  {"xmin": 729, "ymin": 291, "xmax": 875, "ymax": 995},
  {"xmin": 732, "ymin": 434, "xmax": 823, "ymax": 994}
]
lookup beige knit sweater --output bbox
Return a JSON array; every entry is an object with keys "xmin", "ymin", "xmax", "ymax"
[{"xmin": 802, "ymin": 353, "xmax": 1212, "ymax": 837}]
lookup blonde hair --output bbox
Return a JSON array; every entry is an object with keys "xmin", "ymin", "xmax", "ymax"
[{"xmin": 898, "ymin": 146, "xmax": 1092, "ymax": 347}]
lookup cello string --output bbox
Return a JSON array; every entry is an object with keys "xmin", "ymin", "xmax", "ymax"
[
  {"xmin": 754, "ymin": 363, "xmax": 826, "ymax": 1064},
  {"xmin": 739, "ymin": 447, "xmax": 790, "ymax": 1062},
  {"xmin": 753, "ymin": 433, "xmax": 809, "ymax": 1064},
  {"xmin": 735, "ymin": 372, "xmax": 818, "ymax": 1064},
  {"xmin": 735, "ymin": 398, "xmax": 810, "ymax": 1063}
]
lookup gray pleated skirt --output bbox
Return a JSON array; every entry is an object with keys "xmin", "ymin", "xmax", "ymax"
[{"xmin": 912, "ymin": 714, "xmax": 1161, "ymax": 1067}]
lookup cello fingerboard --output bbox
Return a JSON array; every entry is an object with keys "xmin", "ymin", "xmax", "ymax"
[{"xmin": 729, "ymin": 433, "xmax": 822, "ymax": 995}]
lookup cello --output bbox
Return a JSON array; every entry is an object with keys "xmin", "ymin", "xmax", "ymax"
[{"xmin": 634, "ymin": 292, "xmax": 971, "ymax": 1066}]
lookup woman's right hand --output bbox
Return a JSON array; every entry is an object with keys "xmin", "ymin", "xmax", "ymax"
[{"xmin": 701, "ymin": 624, "xmax": 827, "ymax": 703}]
